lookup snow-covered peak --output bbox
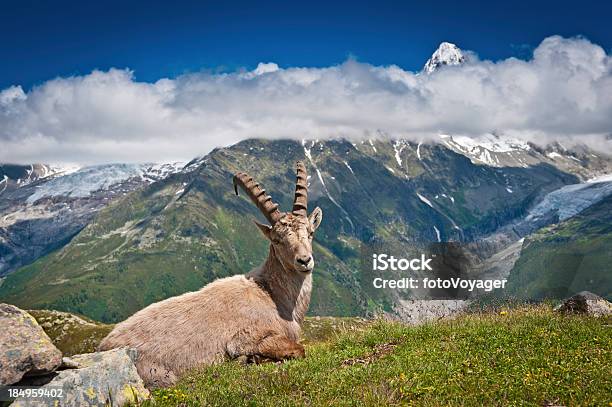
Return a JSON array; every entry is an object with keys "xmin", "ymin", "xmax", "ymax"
[
  {"xmin": 439, "ymin": 134, "xmax": 532, "ymax": 167},
  {"xmin": 442, "ymin": 134, "xmax": 530, "ymax": 154},
  {"xmin": 423, "ymin": 42, "xmax": 465, "ymax": 74}
]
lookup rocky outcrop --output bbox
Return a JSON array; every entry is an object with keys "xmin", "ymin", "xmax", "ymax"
[
  {"xmin": 0, "ymin": 303, "xmax": 62, "ymax": 385},
  {"xmin": 554, "ymin": 291, "xmax": 612, "ymax": 317},
  {"xmin": 1, "ymin": 304, "xmax": 147, "ymax": 406},
  {"xmin": 11, "ymin": 348, "xmax": 149, "ymax": 407}
]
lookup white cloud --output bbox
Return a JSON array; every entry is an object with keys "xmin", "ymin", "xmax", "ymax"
[{"xmin": 1, "ymin": 35, "xmax": 611, "ymax": 164}]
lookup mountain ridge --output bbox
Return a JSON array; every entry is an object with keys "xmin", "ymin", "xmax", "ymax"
[{"xmin": 2, "ymin": 137, "xmax": 609, "ymax": 322}]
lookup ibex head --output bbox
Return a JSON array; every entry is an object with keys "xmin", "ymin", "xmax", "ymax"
[{"xmin": 233, "ymin": 161, "xmax": 323, "ymax": 273}]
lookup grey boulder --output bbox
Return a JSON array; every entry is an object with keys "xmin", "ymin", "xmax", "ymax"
[
  {"xmin": 0, "ymin": 303, "xmax": 62, "ymax": 385},
  {"xmin": 554, "ymin": 291, "xmax": 612, "ymax": 317},
  {"xmin": 12, "ymin": 348, "xmax": 149, "ymax": 406}
]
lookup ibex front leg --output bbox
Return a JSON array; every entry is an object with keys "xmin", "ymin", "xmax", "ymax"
[
  {"xmin": 228, "ymin": 330, "xmax": 305, "ymax": 363},
  {"xmin": 251, "ymin": 332, "xmax": 305, "ymax": 362}
]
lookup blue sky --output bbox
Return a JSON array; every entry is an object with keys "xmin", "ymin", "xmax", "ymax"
[{"xmin": 2, "ymin": 0, "xmax": 611, "ymax": 90}]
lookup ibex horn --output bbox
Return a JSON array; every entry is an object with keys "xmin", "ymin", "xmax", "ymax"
[
  {"xmin": 292, "ymin": 161, "xmax": 308, "ymax": 217},
  {"xmin": 233, "ymin": 172, "xmax": 283, "ymax": 224}
]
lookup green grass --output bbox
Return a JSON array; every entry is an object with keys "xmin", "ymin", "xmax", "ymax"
[{"xmin": 138, "ymin": 306, "xmax": 611, "ymax": 406}]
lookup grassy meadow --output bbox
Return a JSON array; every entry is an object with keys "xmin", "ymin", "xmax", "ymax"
[{"xmin": 132, "ymin": 306, "xmax": 611, "ymax": 406}]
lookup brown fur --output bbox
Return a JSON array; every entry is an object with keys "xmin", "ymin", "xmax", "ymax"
[{"xmin": 99, "ymin": 184, "xmax": 322, "ymax": 388}]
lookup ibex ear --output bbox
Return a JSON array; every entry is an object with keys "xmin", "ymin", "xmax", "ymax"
[
  {"xmin": 309, "ymin": 207, "xmax": 323, "ymax": 231},
  {"xmin": 254, "ymin": 220, "xmax": 273, "ymax": 240}
]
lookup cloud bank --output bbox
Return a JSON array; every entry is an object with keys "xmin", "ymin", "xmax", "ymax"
[{"xmin": 1, "ymin": 35, "xmax": 611, "ymax": 164}]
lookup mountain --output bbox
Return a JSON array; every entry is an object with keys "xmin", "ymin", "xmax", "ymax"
[
  {"xmin": 2, "ymin": 138, "xmax": 608, "ymax": 323},
  {"xmin": 0, "ymin": 162, "xmax": 183, "ymax": 275},
  {"xmin": 423, "ymin": 42, "xmax": 465, "ymax": 74},
  {"xmin": 505, "ymin": 193, "xmax": 612, "ymax": 300}
]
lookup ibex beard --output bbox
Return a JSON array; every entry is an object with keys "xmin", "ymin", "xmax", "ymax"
[{"xmin": 98, "ymin": 161, "xmax": 323, "ymax": 388}]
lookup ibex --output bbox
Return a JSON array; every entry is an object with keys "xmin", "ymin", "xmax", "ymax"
[{"xmin": 99, "ymin": 161, "xmax": 322, "ymax": 388}]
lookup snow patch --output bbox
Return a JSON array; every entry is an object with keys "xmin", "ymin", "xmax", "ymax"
[
  {"xmin": 417, "ymin": 193, "xmax": 433, "ymax": 208},
  {"xmin": 343, "ymin": 161, "xmax": 354, "ymax": 174},
  {"xmin": 393, "ymin": 140, "xmax": 405, "ymax": 167},
  {"xmin": 433, "ymin": 226, "xmax": 441, "ymax": 242},
  {"xmin": 368, "ymin": 139, "xmax": 377, "ymax": 153},
  {"xmin": 0, "ymin": 175, "xmax": 7, "ymax": 193},
  {"xmin": 440, "ymin": 193, "xmax": 455, "ymax": 204},
  {"xmin": 303, "ymin": 139, "xmax": 354, "ymax": 231},
  {"xmin": 314, "ymin": 167, "xmax": 355, "ymax": 230},
  {"xmin": 302, "ymin": 139, "xmax": 313, "ymax": 162}
]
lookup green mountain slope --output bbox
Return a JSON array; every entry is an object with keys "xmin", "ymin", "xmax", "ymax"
[
  {"xmin": 0, "ymin": 139, "xmax": 578, "ymax": 322},
  {"xmin": 506, "ymin": 194, "xmax": 612, "ymax": 300}
]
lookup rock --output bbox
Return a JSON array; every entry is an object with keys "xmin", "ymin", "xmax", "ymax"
[
  {"xmin": 393, "ymin": 299, "xmax": 468, "ymax": 325},
  {"xmin": 12, "ymin": 348, "xmax": 149, "ymax": 406},
  {"xmin": 554, "ymin": 291, "xmax": 612, "ymax": 317},
  {"xmin": 59, "ymin": 356, "xmax": 81, "ymax": 369},
  {"xmin": 0, "ymin": 303, "xmax": 62, "ymax": 385}
]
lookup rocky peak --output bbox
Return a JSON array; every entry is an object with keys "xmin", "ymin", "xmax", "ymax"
[{"xmin": 423, "ymin": 42, "xmax": 465, "ymax": 74}]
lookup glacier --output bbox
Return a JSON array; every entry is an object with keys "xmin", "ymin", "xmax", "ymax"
[
  {"xmin": 526, "ymin": 176, "xmax": 612, "ymax": 222},
  {"xmin": 26, "ymin": 163, "xmax": 183, "ymax": 203}
]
